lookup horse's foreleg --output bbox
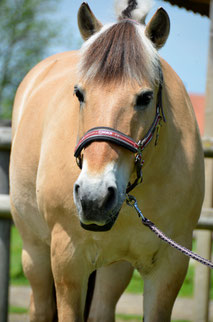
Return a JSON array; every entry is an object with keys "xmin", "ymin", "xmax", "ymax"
[
  {"xmin": 51, "ymin": 229, "xmax": 90, "ymax": 322},
  {"xmin": 88, "ymin": 261, "xmax": 134, "ymax": 322},
  {"xmin": 22, "ymin": 242, "xmax": 57, "ymax": 322},
  {"xmin": 12, "ymin": 206, "xmax": 57, "ymax": 322},
  {"xmin": 142, "ymin": 245, "xmax": 190, "ymax": 322}
]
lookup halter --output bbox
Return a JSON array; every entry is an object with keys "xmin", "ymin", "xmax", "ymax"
[{"xmin": 74, "ymin": 71, "xmax": 165, "ymax": 193}]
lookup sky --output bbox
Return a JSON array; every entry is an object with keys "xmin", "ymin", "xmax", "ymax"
[{"xmin": 53, "ymin": 0, "xmax": 210, "ymax": 94}]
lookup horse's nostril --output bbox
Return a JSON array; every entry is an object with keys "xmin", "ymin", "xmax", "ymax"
[
  {"xmin": 108, "ymin": 186, "xmax": 116, "ymax": 199},
  {"xmin": 75, "ymin": 184, "xmax": 80, "ymax": 195},
  {"xmin": 104, "ymin": 186, "xmax": 117, "ymax": 211}
]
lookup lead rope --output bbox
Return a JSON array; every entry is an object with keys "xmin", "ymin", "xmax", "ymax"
[{"xmin": 126, "ymin": 194, "xmax": 213, "ymax": 269}]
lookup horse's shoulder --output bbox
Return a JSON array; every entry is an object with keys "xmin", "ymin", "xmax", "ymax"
[{"xmin": 15, "ymin": 50, "xmax": 80, "ymax": 100}]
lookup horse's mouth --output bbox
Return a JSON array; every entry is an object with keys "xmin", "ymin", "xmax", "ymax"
[{"xmin": 80, "ymin": 211, "xmax": 119, "ymax": 232}]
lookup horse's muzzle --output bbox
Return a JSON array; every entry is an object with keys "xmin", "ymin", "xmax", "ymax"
[{"xmin": 74, "ymin": 172, "xmax": 123, "ymax": 231}]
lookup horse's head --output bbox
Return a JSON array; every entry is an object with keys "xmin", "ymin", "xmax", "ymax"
[{"xmin": 73, "ymin": 1, "xmax": 170, "ymax": 231}]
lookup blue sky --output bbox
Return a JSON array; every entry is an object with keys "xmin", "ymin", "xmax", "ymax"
[{"xmin": 54, "ymin": 0, "xmax": 210, "ymax": 94}]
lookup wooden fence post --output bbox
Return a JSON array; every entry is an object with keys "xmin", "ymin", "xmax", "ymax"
[
  {"xmin": 194, "ymin": 1, "xmax": 213, "ymax": 321},
  {"xmin": 0, "ymin": 123, "xmax": 11, "ymax": 322}
]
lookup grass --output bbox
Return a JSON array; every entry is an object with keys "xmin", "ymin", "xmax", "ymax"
[
  {"xmin": 9, "ymin": 306, "xmax": 28, "ymax": 314},
  {"xmin": 10, "ymin": 225, "xmax": 29, "ymax": 285}
]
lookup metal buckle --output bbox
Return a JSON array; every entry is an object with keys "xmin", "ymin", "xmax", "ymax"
[{"xmin": 126, "ymin": 194, "xmax": 146, "ymax": 221}]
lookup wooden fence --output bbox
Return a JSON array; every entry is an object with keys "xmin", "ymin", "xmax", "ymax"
[{"xmin": 0, "ymin": 127, "xmax": 212, "ymax": 322}]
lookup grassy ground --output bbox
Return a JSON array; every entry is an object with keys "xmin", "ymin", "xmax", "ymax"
[{"xmin": 10, "ymin": 225, "xmax": 29, "ymax": 285}]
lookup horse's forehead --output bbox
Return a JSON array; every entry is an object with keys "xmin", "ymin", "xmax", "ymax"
[{"xmin": 82, "ymin": 81, "xmax": 150, "ymax": 99}]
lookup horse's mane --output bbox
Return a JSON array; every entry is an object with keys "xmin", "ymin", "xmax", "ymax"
[{"xmin": 79, "ymin": 1, "xmax": 160, "ymax": 85}]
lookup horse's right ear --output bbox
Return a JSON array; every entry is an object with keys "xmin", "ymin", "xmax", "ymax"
[{"xmin": 78, "ymin": 3, "xmax": 103, "ymax": 40}]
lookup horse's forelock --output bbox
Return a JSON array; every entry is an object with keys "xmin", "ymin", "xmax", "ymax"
[{"xmin": 78, "ymin": 20, "xmax": 160, "ymax": 85}]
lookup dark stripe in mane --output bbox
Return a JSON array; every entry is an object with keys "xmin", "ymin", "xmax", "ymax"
[{"xmin": 80, "ymin": 20, "xmax": 158, "ymax": 84}]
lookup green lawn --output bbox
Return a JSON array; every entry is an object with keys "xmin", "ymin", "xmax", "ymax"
[
  {"xmin": 10, "ymin": 225, "xmax": 29, "ymax": 285},
  {"xmin": 9, "ymin": 306, "xmax": 28, "ymax": 314}
]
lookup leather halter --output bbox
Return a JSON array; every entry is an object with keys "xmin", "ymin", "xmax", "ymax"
[{"xmin": 74, "ymin": 72, "xmax": 165, "ymax": 193}]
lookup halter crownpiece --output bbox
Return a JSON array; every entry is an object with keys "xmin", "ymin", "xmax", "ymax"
[{"xmin": 74, "ymin": 69, "xmax": 165, "ymax": 193}]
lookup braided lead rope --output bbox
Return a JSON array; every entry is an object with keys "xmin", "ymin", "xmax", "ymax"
[{"xmin": 126, "ymin": 194, "xmax": 213, "ymax": 269}]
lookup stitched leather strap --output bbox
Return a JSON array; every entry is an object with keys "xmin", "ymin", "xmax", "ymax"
[{"xmin": 74, "ymin": 127, "xmax": 139, "ymax": 158}]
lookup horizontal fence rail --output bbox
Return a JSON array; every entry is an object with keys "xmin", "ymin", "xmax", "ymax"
[
  {"xmin": 1, "ymin": 194, "xmax": 213, "ymax": 230},
  {"xmin": 202, "ymin": 136, "xmax": 213, "ymax": 158},
  {"xmin": 0, "ymin": 195, "xmax": 11, "ymax": 220},
  {"xmin": 0, "ymin": 127, "xmax": 12, "ymax": 150}
]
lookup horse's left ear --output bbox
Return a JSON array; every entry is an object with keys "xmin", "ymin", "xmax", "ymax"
[
  {"xmin": 145, "ymin": 8, "xmax": 170, "ymax": 49},
  {"xmin": 78, "ymin": 3, "xmax": 103, "ymax": 41}
]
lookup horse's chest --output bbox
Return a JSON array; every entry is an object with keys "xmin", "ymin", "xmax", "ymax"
[{"xmin": 83, "ymin": 226, "xmax": 161, "ymax": 272}]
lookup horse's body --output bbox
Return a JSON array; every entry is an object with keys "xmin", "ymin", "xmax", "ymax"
[{"xmin": 10, "ymin": 1, "xmax": 204, "ymax": 321}]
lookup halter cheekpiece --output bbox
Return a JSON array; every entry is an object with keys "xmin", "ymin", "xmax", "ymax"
[{"xmin": 74, "ymin": 69, "xmax": 165, "ymax": 193}]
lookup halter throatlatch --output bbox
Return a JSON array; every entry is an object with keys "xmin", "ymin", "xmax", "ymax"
[{"xmin": 74, "ymin": 71, "xmax": 165, "ymax": 193}]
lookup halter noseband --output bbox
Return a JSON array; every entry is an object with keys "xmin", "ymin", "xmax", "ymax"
[{"xmin": 74, "ymin": 71, "xmax": 165, "ymax": 193}]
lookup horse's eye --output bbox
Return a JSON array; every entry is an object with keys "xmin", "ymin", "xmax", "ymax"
[
  {"xmin": 135, "ymin": 90, "xmax": 153, "ymax": 109},
  {"xmin": 74, "ymin": 86, "xmax": 84, "ymax": 104}
]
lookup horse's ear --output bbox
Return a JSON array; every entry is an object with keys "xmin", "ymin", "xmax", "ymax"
[
  {"xmin": 145, "ymin": 8, "xmax": 170, "ymax": 49},
  {"xmin": 78, "ymin": 3, "xmax": 103, "ymax": 40}
]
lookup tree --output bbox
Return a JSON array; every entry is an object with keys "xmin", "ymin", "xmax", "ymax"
[{"xmin": 0, "ymin": 0, "xmax": 62, "ymax": 118}]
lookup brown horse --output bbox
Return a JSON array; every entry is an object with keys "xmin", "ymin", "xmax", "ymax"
[{"xmin": 10, "ymin": 1, "xmax": 204, "ymax": 321}]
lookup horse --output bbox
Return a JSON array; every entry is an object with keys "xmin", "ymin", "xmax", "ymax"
[{"xmin": 10, "ymin": 0, "xmax": 204, "ymax": 321}]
